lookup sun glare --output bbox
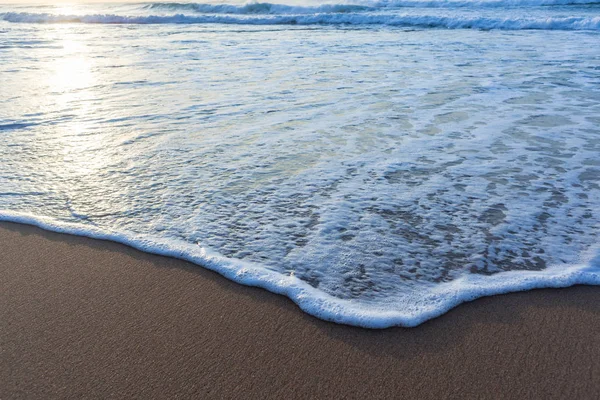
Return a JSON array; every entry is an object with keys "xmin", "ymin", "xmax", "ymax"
[
  {"xmin": 44, "ymin": 28, "xmax": 108, "ymax": 176},
  {"xmin": 51, "ymin": 33, "xmax": 93, "ymax": 93}
]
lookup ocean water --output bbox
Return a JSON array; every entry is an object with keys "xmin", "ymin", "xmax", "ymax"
[{"xmin": 1, "ymin": 1, "xmax": 599, "ymax": 328}]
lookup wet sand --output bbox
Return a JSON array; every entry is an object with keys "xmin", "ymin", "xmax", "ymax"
[{"xmin": 1, "ymin": 221, "xmax": 599, "ymax": 399}]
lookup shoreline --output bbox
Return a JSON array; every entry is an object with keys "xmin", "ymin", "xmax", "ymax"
[
  {"xmin": 2, "ymin": 213, "xmax": 599, "ymax": 329},
  {"xmin": 2, "ymin": 220, "xmax": 600, "ymax": 398}
]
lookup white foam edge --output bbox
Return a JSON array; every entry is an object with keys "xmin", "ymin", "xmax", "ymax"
[
  {"xmin": 2, "ymin": 13, "xmax": 600, "ymax": 31},
  {"xmin": 1, "ymin": 210, "xmax": 599, "ymax": 328}
]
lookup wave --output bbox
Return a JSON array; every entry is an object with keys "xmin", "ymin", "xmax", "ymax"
[
  {"xmin": 2, "ymin": 11, "xmax": 599, "ymax": 30},
  {"xmin": 143, "ymin": 0, "xmax": 600, "ymax": 14},
  {"xmin": 1, "ymin": 210, "xmax": 599, "ymax": 328},
  {"xmin": 380, "ymin": 0, "xmax": 600, "ymax": 7},
  {"xmin": 144, "ymin": 2, "xmax": 376, "ymax": 14}
]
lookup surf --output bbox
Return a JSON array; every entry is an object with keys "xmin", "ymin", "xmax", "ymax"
[{"xmin": 1, "ymin": 12, "xmax": 599, "ymax": 30}]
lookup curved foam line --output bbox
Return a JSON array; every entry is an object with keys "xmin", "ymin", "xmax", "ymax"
[{"xmin": 1, "ymin": 210, "xmax": 599, "ymax": 328}]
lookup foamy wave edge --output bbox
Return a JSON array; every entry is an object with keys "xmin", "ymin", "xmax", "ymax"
[
  {"xmin": 1, "ymin": 12, "xmax": 600, "ymax": 30},
  {"xmin": 2, "ymin": 210, "xmax": 599, "ymax": 328},
  {"xmin": 145, "ymin": 0, "xmax": 600, "ymax": 14}
]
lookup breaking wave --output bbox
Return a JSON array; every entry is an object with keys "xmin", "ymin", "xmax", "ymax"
[
  {"xmin": 145, "ymin": 0, "xmax": 600, "ymax": 13},
  {"xmin": 144, "ymin": 2, "xmax": 376, "ymax": 14},
  {"xmin": 2, "ymin": 12, "xmax": 599, "ymax": 30}
]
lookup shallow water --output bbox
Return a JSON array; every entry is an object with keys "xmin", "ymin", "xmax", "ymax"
[{"xmin": 1, "ymin": 1, "xmax": 599, "ymax": 327}]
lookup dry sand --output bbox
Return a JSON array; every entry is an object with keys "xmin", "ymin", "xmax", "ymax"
[{"xmin": 1, "ymin": 221, "xmax": 599, "ymax": 399}]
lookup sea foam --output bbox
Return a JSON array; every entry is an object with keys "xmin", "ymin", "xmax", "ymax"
[
  {"xmin": 1, "ymin": 1, "xmax": 599, "ymax": 328},
  {"xmin": 2, "ymin": 210, "xmax": 598, "ymax": 328},
  {"xmin": 144, "ymin": 0, "xmax": 600, "ymax": 13},
  {"xmin": 1, "ymin": 12, "xmax": 600, "ymax": 30}
]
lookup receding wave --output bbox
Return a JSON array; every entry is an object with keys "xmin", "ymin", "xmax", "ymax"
[
  {"xmin": 2, "ymin": 211, "xmax": 599, "ymax": 328},
  {"xmin": 2, "ymin": 12, "xmax": 599, "ymax": 30}
]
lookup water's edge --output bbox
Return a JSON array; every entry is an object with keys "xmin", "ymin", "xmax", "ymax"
[{"xmin": 2, "ymin": 210, "xmax": 599, "ymax": 329}]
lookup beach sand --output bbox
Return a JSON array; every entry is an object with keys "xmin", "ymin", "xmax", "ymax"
[{"xmin": 1, "ymin": 221, "xmax": 599, "ymax": 399}]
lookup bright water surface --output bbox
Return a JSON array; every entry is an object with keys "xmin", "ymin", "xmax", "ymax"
[{"xmin": 1, "ymin": 0, "xmax": 599, "ymax": 327}]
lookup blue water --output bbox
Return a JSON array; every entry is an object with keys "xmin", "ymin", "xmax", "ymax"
[{"xmin": 1, "ymin": 1, "xmax": 599, "ymax": 327}]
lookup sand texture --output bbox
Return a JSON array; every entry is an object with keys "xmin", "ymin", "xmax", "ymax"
[{"xmin": 1, "ymin": 221, "xmax": 599, "ymax": 399}]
